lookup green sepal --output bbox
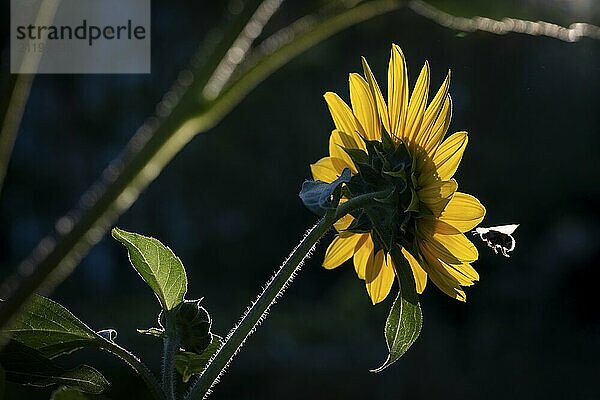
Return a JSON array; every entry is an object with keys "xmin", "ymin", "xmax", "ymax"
[
  {"xmin": 343, "ymin": 147, "xmax": 369, "ymax": 165},
  {"xmin": 0, "ymin": 341, "xmax": 109, "ymax": 394},
  {"xmin": 175, "ymin": 335, "xmax": 223, "ymax": 383},
  {"xmin": 174, "ymin": 300, "xmax": 213, "ymax": 354},
  {"xmin": 112, "ymin": 228, "xmax": 188, "ymax": 312},
  {"xmin": 299, "ymin": 168, "xmax": 351, "ymax": 216},
  {"xmin": 406, "ymin": 187, "xmax": 420, "ymax": 213},
  {"xmin": 371, "ymin": 246, "xmax": 423, "ymax": 372}
]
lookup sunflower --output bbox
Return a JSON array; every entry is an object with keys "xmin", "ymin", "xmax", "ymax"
[{"xmin": 310, "ymin": 44, "xmax": 486, "ymax": 304}]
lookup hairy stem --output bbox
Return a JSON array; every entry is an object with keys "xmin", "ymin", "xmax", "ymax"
[
  {"xmin": 99, "ymin": 340, "xmax": 167, "ymax": 400},
  {"xmin": 186, "ymin": 189, "xmax": 390, "ymax": 399},
  {"xmin": 162, "ymin": 335, "xmax": 180, "ymax": 400}
]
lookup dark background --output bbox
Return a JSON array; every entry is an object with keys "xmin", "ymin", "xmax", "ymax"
[{"xmin": 1, "ymin": 1, "xmax": 599, "ymax": 399}]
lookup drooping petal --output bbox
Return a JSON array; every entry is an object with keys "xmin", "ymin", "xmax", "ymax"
[
  {"xmin": 388, "ymin": 44, "xmax": 409, "ymax": 137},
  {"xmin": 420, "ymin": 243, "xmax": 479, "ymax": 285},
  {"xmin": 419, "ymin": 226, "xmax": 479, "ymax": 265},
  {"xmin": 361, "ymin": 57, "xmax": 390, "ymax": 135},
  {"xmin": 323, "ymin": 234, "xmax": 364, "ymax": 269},
  {"xmin": 310, "ymin": 157, "xmax": 340, "ymax": 183},
  {"xmin": 329, "ymin": 130, "xmax": 358, "ymax": 173},
  {"xmin": 401, "ymin": 247, "xmax": 427, "ymax": 294},
  {"xmin": 432, "ymin": 131, "xmax": 468, "ymax": 181},
  {"xmin": 424, "ymin": 263, "xmax": 467, "ymax": 302},
  {"xmin": 434, "ymin": 192, "xmax": 486, "ymax": 234},
  {"xmin": 418, "ymin": 179, "xmax": 458, "ymax": 216},
  {"xmin": 415, "ymin": 71, "xmax": 450, "ymax": 148},
  {"xmin": 353, "ymin": 234, "xmax": 374, "ymax": 280},
  {"xmin": 404, "ymin": 62, "xmax": 430, "ymax": 144},
  {"xmin": 324, "ymin": 92, "xmax": 363, "ymax": 137},
  {"xmin": 349, "ymin": 73, "xmax": 380, "ymax": 140},
  {"xmin": 365, "ymin": 250, "xmax": 395, "ymax": 305}
]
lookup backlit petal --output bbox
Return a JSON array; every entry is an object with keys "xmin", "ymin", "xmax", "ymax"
[
  {"xmin": 323, "ymin": 234, "xmax": 363, "ymax": 269},
  {"xmin": 433, "ymin": 131, "xmax": 468, "ymax": 181},
  {"xmin": 324, "ymin": 92, "xmax": 362, "ymax": 136},
  {"xmin": 310, "ymin": 157, "xmax": 340, "ymax": 183},
  {"xmin": 423, "ymin": 95, "xmax": 452, "ymax": 155},
  {"xmin": 353, "ymin": 234, "xmax": 374, "ymax": 279},
  {"xmin": 419, "ymin": 226, "xmax": 479, "ymax": 264},
  {"xmin": 416, "ymin": 71, "xmax": 450, "ymax": 148},
  {"xmin": 405, "ymin": 62, "xmax": 430, "ymax": 144},
  {"xmin": 349, "ymin": 73, "xmax": 380, "ymax": 140},
  {"xmin": 365, "ymin": 251, "xmax": 395, "ymax": 304},
  {"xmin": 425, "ymin": 264, "xmax": 467, "ymax": 302},
  {"xmin": 401, "ymin": 247, "xmax": 427, "ymax": 294},
  {"xmin": 435, "ymin": 192, "xmax": 486, "ymax": 234},
  {"xmin": 329, "ymin": 130, "xmax": 358, "ymax": 173},
  {"xmin": 361, "ymin": 57, "xmax": 390, "ymax": 135},
  {"xmin": 418, "ymin": 179, "xmax": 457, "ymax": 216},
  {"xmin": 388, "ymin": 44, "xmax": 409, "ymax": 136}
]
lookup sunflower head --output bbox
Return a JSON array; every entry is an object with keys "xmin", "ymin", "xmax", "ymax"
[{"xmin": 306, "ymin": 44, "xmax": 486, "ymax": 305}]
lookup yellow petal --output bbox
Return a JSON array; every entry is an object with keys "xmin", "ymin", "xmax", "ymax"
[
  {"xmin": 401, "ymin": 247, "xmax": 427, "ymax": 294},
  {"xmin": 435, "ymin": 192, "xmax": 486, "ymax": 234},
  {"xmin": 419, "ymin": 227, "xmax": 479, "ymax": 264},
  {"xmin": 365, "ymin": 251, "xmax": 395, "ymax": 304},
  {"xmin": 329, "ymin": 130, "xmax": 358, "ymax": 173},
  {"xmin": 323, "ymin": 234, "xmax": 363, "ymax": 269},
  {"xmin": 361, "ymin": 57, "xmax": 391, "ymax": 135},
  {"xmin": 388, "ymin": 44, "xmax": 409, "ymax": 137},
  {"xmin": 432, "ymin": 131, "xmax": 468, "ymax": 181},
  {"xmin": 334, "ymin": 213, "xmax": 354, "ymax": 233},
  {"xmin": 324, "ymin": 92, "xmax": 362, "ymax": 136},
  {"xmin": 416, "ymin": 71, "xmax": 450, "ymax": 148},
  {"xmin": 418, "ymin": 179, "xmax": 457, "ymax": 216},
  {"xmin": 420, "ymin": 243, "xmax": 479, "ymax": 285},
  {"xmin": 349, "ymin": 73, "xmax": 380, "ymax": 140},
  {"xmin": 310, "ymin": 157, "xmax": 340, "ymax": 183},
  {"xmin": 353, "ymin": 234, "xmax": 374, "ymax": 280},
  {"xmin": 423, "ymin": 95, "xmax": 452, "ymax": 154},
  {"xmin": 425, "ymin": 265, "xmax": 466, "ymax": 302},
  {"xmin": 405, "ymin": 62, "xmax": 430, "ymax": 144}
]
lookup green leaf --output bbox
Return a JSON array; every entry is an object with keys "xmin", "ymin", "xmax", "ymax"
[
  {"xmin": 112, "ymin": 228, "xmax": 188, "ymax": 311},
  {"xmin": 299, "ymin": 168, "xmax": 351, "ymax": 216},
  {"xmin": 175, "ymin": 336, "xmax": 223, "ymax": 383},
  {"xmin": 51, "ymin": 386, "xmax": 94, "ymax": 400},
  {"xmin": 1, "ymin": 295, "xmax": 103, "ymax": 358},
  {"xmin": 0, "ymin": 341, "xmax": 109, "ymax": 394},
  {"xmin": 372, "ymin": 247, "xmax": 423, "ymax": 372}
]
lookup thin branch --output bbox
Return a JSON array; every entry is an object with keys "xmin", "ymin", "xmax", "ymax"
[{"xmin": 408, "ymin": 0, "xmax": 600, "ymax": 42}]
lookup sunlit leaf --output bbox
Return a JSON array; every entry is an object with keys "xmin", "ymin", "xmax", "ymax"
[
  {"xmin": 112, "ymin": 228, "xmax": 188, "ymax": 311},
  {"xmin": 372, "ymin": 247, "xmax": 423, "ymax": 372},
  {"xmin": 0, "ymin": 295, "xmax": 103, "ymax": 358}
]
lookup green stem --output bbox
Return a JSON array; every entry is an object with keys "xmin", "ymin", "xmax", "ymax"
[
  {"xmin": 185, "ymin": 189, "xmax": 390, "ymax": 400},
  {"xmin": 162, "ymin": 326, "xmax": 180, "ymax": 400},
  {"xmin": 99, "ymin": 340, "xmax": 167, "ymax": 400}
]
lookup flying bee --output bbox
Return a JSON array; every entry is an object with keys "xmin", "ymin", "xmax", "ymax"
[{"xmin": 472, "ymin": 224, "xmax": 519, "ymax": 258}]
